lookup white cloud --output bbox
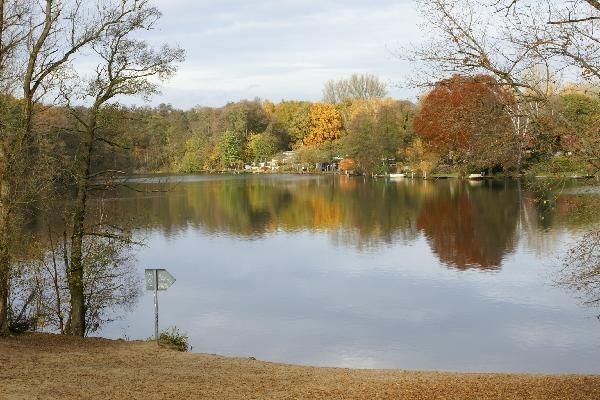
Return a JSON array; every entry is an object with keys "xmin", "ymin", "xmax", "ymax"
[{"xmin": 137, "ymin": 0, "xmax": 422, "ymax": 107}]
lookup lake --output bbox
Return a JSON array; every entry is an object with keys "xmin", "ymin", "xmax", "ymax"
[{"xmin": 98, "ymin": 174, "xmax": 600, "ymax": 373}]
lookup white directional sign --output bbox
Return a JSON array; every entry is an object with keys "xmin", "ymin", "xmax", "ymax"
[
  {"xmin": 144, "ymin": 268, "xmax": 176, "ymax": 343},
  {"xmin": 145, "ymin": 269, "xmax": 176, "ymax": 291}
]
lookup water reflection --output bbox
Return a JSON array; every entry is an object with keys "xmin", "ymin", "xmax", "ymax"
[
  {"xmin": 99, "ymin": 175, "xmax": 600, "ymax": 271},
  {"xmin": 416, "ymin": 181, "xmax": 519, "ymax": 270}
]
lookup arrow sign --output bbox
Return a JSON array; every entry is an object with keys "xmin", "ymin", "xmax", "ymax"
[
  {"xmin": 144, "ymin": 268, "xmax": 176, "ymax": 343},
  {"xmin": 145, "ymin": 269, "xmax": 176, "ymax": 291}
]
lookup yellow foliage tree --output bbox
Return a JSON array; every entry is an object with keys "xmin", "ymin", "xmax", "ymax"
[
  {"xmin": 304, "ymin": 103, "xmax": 342, "ymax": 145},
  {"xmin": 406, "ymin": 137, "xmax": 440, "ymax": 177},
  {"xmin": 340, "ymin": 97, "xmax": 396, "ymax": 122},
  {"xmin": 262, "ymin": 99, "xmax": 275, "ymax": 118}
]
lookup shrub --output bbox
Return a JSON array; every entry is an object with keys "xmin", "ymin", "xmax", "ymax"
[{"xmin": 159, "ymin": 326, "xmax": 190, "ymax": 352}]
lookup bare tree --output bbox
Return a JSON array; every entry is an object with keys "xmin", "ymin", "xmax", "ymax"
[
  {"xmin": 323, "ymin": 73, "xmax": 387, "ymax": 103},
  {"xmin": 0, "ymin": 0, "xmax": 28, "ymax": 93},
  {"xmin": 0, "ymin": 0, "xmax": 31, "ymax": 335},
  {"xmin": 59, "ymin": 1, "xmax": 184, "ymax": 336},
  {"xmin": 557, "ymin": 230, "xmax": 600, "ymax": 311},
  {"xmin": 0, "ymin": 0, "xmax": 154, "ymax": 335}
]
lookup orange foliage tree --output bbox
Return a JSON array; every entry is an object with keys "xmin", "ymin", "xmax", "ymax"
[
  {"xmin": 339, "ymin": 158, "xmax": 356, "ymax": 171},
  {"xmin": 303, "ymin": 103, "xmax": 342, "ymax": 145},
  {"xmin": 413, "ymin": 74, "xmax": 516, "ymax": 172}
]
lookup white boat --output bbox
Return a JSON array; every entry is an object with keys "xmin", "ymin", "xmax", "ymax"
[
  {"xmin": 389, "ymin": 173, "xmax": 405, "ymax": 179},
  {"xmin": 468, "ymin": 173, "xmax": 484, "ymax": 180}
]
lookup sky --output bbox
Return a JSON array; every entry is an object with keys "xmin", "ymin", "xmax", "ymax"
[{"xmin": 139, "ymin": 0, "xmax": 423, "ymax": 109}]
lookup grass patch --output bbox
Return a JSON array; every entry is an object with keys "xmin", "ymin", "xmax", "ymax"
[
  {"xmin": 157, "ymin": 326, "xmax": 190, "ymax": 352},
  {"xmin": 525, "ymin": 156, "xmax": 595, "ymax": 177}
]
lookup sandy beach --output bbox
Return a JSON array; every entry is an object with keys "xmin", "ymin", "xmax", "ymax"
[{"xmin": 1, "ymin": 333, "xmax": 599, "ymax": 399}]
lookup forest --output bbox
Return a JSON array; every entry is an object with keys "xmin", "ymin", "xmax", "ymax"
[{"xmin": 23, "ymin": 71, "xmax": 600, "ymax": 179}]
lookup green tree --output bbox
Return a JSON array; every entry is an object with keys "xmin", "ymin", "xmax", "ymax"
[
  {"xmin": 223, "ymin": 99, "xmax": 269, "ymax": 136},
  {"xmin": 180, "ymin": 135, "xmax": 212, "ymax": 172},
  {"xmin": 343, "ymin": 99, "xmax": 415, "ymax": 174},
  {"xmin": 218, "ymin": 130, "xmax": 244, "ymax": 169},
  {"xmin": 558, "ymin": 92, "xmax": 600, "ymax": 156},
  {"xmin": 272, "ymin": 101, "xmax": 311, "ymax": 147},
  {"xmin": 246, "ymin": 133, "xmax": 277, "ymax": 163},
  {"xmin": 345, "ymin": 111, "xmax": 383, "ymax": 173}
]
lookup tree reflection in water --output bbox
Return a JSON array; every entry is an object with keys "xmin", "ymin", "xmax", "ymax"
[
  {"xmin": 92, "ymin": 175, "xmax": 600, "ymax": 272},
  {"xmin": 416, "ymin": 181, "xmax": 520, "ymax": 270},
  {"xmin": 557, "ymin": 230, "xmax": 600, "ymax": 316}
]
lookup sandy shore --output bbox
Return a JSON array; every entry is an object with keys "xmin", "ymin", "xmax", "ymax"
[{"xmin": 1, "ymin": 333, "xmax": 599, "ymax": 399}]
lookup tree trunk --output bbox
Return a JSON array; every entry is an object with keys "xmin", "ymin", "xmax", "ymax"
[
  {"xmin": 0, "ymin": 0, "xmax": 10, "ymax": 337},
  {"xmin": 66, "ymin": 125, "xmax": 94, "ymax": 337},
  {"xmin": 0, "ymin": 234, "xmax": 9, "ymax": 335},
  {"xmin": 0, "ymin": 155, "xmax": 11, "ymax": 335},
  {"xmin": 67, "ymin": 211, "xmax": 85, "ymax": 336}
]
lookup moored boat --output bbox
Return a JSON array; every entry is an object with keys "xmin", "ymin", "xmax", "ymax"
[
  {"xmin": 389, "ymin": 173, "xmax": 405, "ymax": 179},
  {"xmin": 468, "ymin": 173, "xmax": 484, "ymax": 180}
]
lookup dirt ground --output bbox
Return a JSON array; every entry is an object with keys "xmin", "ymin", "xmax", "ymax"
[{"xmin": 1, "ymin": 333, "xmax": 599, "ymax": 399}]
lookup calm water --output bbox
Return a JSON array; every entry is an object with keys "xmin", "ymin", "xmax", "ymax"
[{"xmin": 98, "ymin": 174, "xmax": 600, "ymax": 373}]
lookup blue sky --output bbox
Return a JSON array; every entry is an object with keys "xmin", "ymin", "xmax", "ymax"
[{"xmin": 141, "ymin": 0, "xmax": 422, "ymax": 108}]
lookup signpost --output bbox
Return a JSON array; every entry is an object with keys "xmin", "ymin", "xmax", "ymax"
[{"xmin": 145, "ymin": 268, "xmax": 176, "ymax": 343}]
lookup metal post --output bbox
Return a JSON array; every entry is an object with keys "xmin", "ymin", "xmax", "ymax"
[{"xmin": 154, "ymin": 269, "xmax": 159, "ymax": 344}]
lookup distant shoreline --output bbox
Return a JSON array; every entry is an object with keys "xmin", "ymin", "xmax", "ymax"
[
  {"xmin": 124, "ymin": 170, "xmax": 600, "ymax": 180},
  {"xmin": 2, "ymin": 333, "xmax": 599, "ymax": 399}
]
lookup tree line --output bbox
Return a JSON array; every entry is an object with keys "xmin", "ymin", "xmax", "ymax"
[
  {"xmin": 28, "ymin": 80, "xmax": 415, "ymax": 176},
  {"xmin": 29, "ymin": 70, "xmax": 600, "ymax": 181}
]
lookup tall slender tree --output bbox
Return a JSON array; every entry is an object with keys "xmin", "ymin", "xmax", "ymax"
[
  {"xmin": 0, "ymin": 0, "xmax": 174, "ymax": 335},
  {"xmin": 59, "ymin": 0, "xmax": 183, "ymax": 336}
]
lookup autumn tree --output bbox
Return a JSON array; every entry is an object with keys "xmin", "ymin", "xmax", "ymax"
[
  {"xmin": 271, "ymin": 100, "xmax": 311, "ymax": 147},
  {"xmin": 188, "ymin": 106, "xmax": 227, "ymax": 141},
  {"xmin": 405, "ymin": 137, "xmax": 439, "ymax": 178},
  {"xmin": 145, "ymin": 104, "xmax": 191, "ymax": 169},
  {"xmin": 412, "ymin": 0, "xmax": 600, "ymax": 173},
  {"xmin": 344, "ymin": 99, "xmax": 415, "ymax": 174},
  {"xmin": 303, "ymin": 103, "xmax": 342, "ymax": 146},
  {"xmin": 413, "ymin": 74, "xmax": 516, "ymax": 173}
]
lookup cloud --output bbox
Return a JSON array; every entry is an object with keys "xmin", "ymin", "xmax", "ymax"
[{"xmin": 135, "ymin": 0, "xmax": 422, "ymax": 108}]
